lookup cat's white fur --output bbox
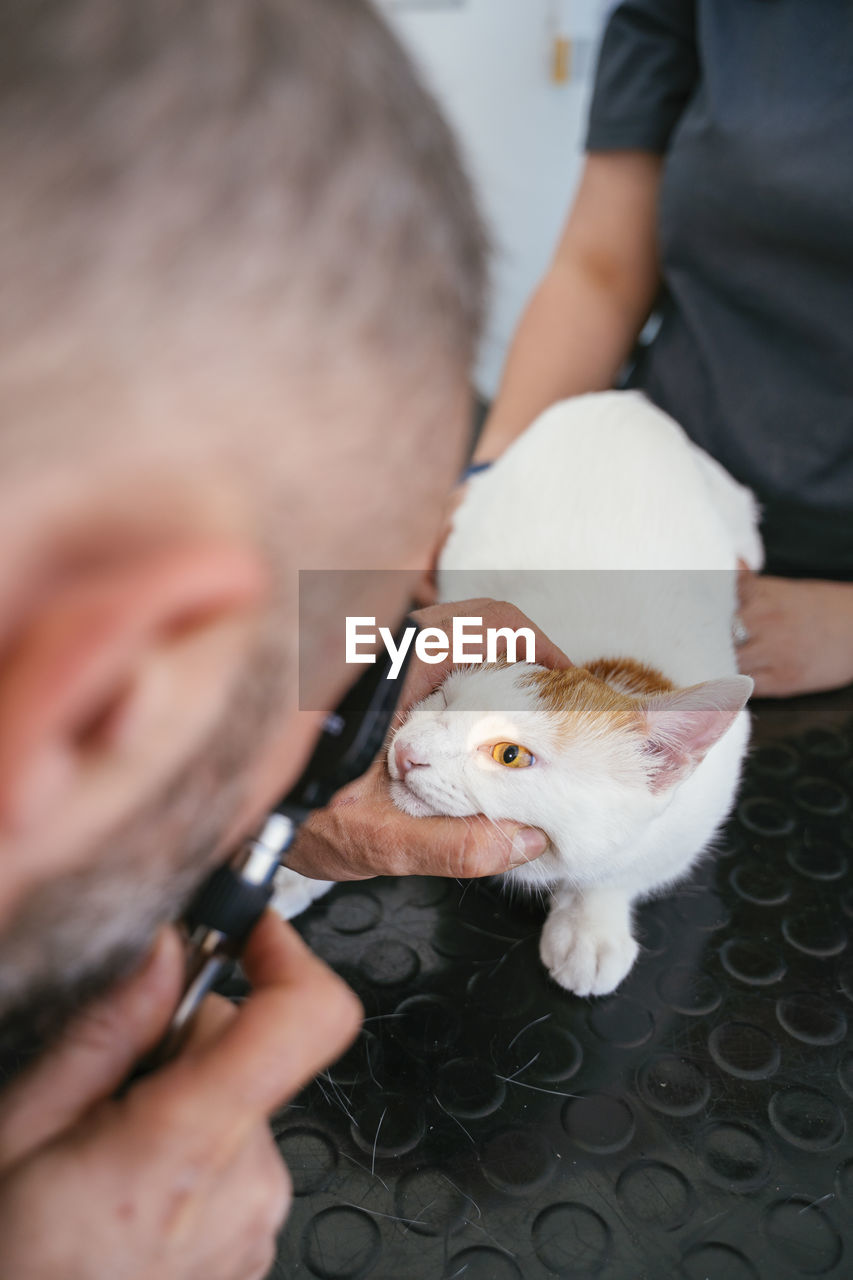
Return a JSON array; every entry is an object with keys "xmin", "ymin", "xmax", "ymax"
[
  {"xmin": 387, "ymin": 392, "xmax": 762, "ymax": 996},
  {"xmin": 270, "ymin": 865, "xmax": 335, "ymax": 920}
]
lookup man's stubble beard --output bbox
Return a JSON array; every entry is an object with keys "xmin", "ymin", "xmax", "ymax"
[{"xmin": 0, "ymin": 620, "xmax": 291, "ymax": 1084}]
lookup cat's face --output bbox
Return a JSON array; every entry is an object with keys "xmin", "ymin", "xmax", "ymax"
[
  {"xmin": 388, "ymin": 662, "xmax": 752, "ymax": 891},
  {"xmin": 388, "ymin": 663, "xmax": 663, "ymax": 889}
]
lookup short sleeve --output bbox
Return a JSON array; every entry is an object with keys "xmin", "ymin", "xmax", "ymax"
[{"xmin": 586, "ymin": 0, "xmax": 699, "ymax": 154}]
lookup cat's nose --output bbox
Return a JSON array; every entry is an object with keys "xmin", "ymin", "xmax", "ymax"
[{"xmin": 394, "ymin": 740, "xmax": 430, "ymax": 776}]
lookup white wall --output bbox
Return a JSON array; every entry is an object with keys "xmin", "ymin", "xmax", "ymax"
[{"xmin": 380, "ymin": 0, "xmax": 613, "ymax": 397}]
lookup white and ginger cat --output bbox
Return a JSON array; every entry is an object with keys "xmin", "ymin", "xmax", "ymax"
[{"xmin": 386, "ymin": 391, "xmax": 762, "ymax": 997}]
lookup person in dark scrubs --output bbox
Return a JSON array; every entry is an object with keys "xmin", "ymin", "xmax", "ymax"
[{"xmin": 470, "ymin": 0, "xmax": 853, "ymax": 697}]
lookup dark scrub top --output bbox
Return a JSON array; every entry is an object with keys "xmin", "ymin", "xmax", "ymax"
[{"xmin": 586, "ymin": 0, "xmax": 853, "ymax": 579}]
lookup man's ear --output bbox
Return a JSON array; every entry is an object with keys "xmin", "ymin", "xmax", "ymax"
[
  {"xmin": 640, "ymin": 675, "xmax": 753, "ymax": 793},
  {"xmin": 0, "ymin": 540, "xmax": 267, "ymax": 835}
]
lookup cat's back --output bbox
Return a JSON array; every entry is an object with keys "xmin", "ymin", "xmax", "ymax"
[
  {"xmin": 444, "ymin": 391, "xmax": 739, "ymax": 572},
  {"xmin": 439, "ymin": 392, "xmax": 759, "ymax": 683}
]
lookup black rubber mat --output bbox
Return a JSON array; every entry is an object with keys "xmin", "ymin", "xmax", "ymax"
[{"xmin": 264, "ymin": 687, "xmax": 853, "ymax": 1279}]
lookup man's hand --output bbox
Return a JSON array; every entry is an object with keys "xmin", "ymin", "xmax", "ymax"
[
  {"xmin": 737, "ymin": 571, "xmax": 853, "ymax": 697},
  {"xmin": 0, "ymin": 915, "xmax": 361, "ymax": 1280},
  {"xmin": 289, "ymin": 599, "xmax": 572, "ymax": 882},
  {"xmin": 402, "ymin": 599, "xmax": 572, "ymax": 710}
]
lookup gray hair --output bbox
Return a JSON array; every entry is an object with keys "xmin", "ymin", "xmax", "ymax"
[{"xmin": 0, "ymin": 0, "xmax": 487, "ymax": 447}]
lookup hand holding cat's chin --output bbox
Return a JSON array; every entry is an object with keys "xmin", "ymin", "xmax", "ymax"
[
  {"xmin": 388, "ymin": 779, "xmax": 441, "ymax": 819},
  {"xmin": 286, "ymin": 755, "xmax": 549, "ymax": 883}
]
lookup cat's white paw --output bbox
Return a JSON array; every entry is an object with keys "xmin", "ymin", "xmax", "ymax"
[
  {"xmin": 270, "ymin": 867, "xmax": 335, "ymax": 921},
  {"xmin": 540, "ymin": 907, "xmax": 638, "ymax": 997}
]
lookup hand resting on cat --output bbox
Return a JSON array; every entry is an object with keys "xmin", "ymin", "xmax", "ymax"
[
  {"xmin": 388, "ymin": 391, "xmax": 761, "ymax": 997},
  {"xmin": 270, "ymin": 599, "xmax": 571, "ymax": 922}
]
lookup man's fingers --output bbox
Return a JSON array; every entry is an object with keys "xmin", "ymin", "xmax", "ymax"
[
  {"xmin": 477, "ymin": 599, "xmax": 572, "ymax": 674},
  {"xmin": 390, "ymin": 812, "xmax": 549, "ymax": 879},
  {"xmin": 400, "ymin": 599, "xmax": 572, "ymax": 715},
  {"xmin": 146, "ymin": 913, "xmax": 361, "ymax": 1131},
  {"xmin": 205, "ymin": 1124, "xmax": 291, "ymax": 1279},
  {"xmin": 0, "ymin": 927, "xmax": 184, "ymax": 1169},
  {"xmin": 171, "ymin": 993, "xmax": 240, "ymax": 1063}
]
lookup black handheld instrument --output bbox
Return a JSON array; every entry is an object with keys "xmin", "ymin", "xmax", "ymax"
[
  {"xmin": 147, "ymin": 812, "xmax": 298, "ymax": 1068},
  {"xmin": 143, "ymin": 616, "xmax": 415, "ymax": 1072}
]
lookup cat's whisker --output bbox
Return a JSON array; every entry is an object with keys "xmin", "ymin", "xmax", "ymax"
[
  {"xmin": 323, "ymin": 1072, "xmax": 356, "ymax": 1116},
  {"xmin": 433, "ymin": 1093, "xmax": 476, "ymax": 1146},
  {"xmin": 483, "ymin": 933, "xmax": 531, "ymax": 978},
  {"xmin": 464, "ymin": 1217, "xmax": 519, "ymax": 1254},
  {"xmin": 317, "ymin": 1071, "xmax": 359, "ymax": 1126},
  {"xmin": 370, "ymin": 1105, "xmax": 388, "ymax": 1176},
  {"xmin": 506, "ymin": 1012, "xmax": 551, "ymax": 1051},
  {"xmin": 338, "ymin": 1151, "xmax": 390, "ymax": 1193},
  {"xmin": 441, "ymin": 1173, "xmax": 482, "ymax": 1221},
  {"xmin": 502, "ymin": 1051, "xmax": 541, "ymax": 1081},
  {"xmin": 313, "ymin": 1075, "xmax": 331, "ymax": 1105},
  {"xmin": 341, "ymin": 1203, "xmax": 429, "ymax": 1229},
  {"xmin": 399, "ymin": 1195, "xmax": 439, "ymax": 1238},
  {"xmin": 364, "ymin": 1043, "xmax": 382, "ymax": 1091},
  {"xmin": 495, "ymin": 1075, "xmax": 580, "ymax": 1100}
]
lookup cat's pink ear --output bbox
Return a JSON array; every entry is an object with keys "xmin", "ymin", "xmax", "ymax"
[{"xmin": 640, "ymin": 676, "xmax": 753, "ymax": 792}]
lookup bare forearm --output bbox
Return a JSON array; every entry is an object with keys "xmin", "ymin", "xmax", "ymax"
[
  {"xmin": 474, "ymin": 152, "xmax": 663, "ymax": 464},
  {"xmin": 473, "ymin": 259, "xmax": 647, "ymax": 462}
]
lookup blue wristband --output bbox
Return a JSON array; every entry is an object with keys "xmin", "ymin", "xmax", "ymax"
[{"xmin": 463, "ymin": 460, "xmax": 492, "ymax": 482}]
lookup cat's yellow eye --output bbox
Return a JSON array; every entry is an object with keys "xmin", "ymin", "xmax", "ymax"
[{"xmin": 491, "ymin": 742, "xmax": 535, "ymax": 769}]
